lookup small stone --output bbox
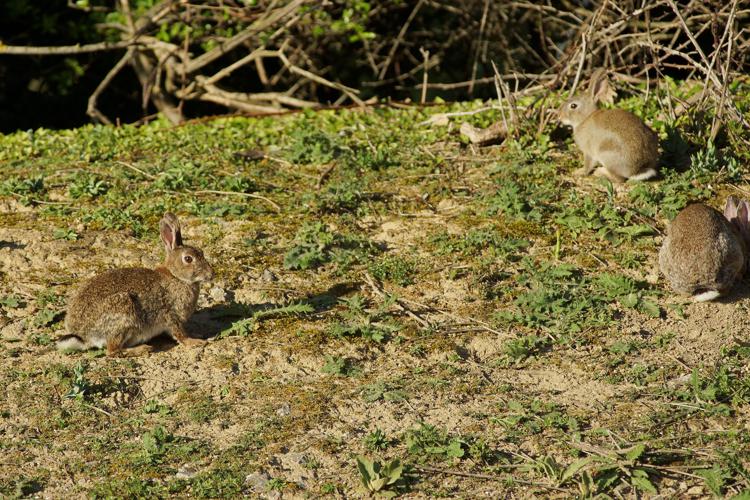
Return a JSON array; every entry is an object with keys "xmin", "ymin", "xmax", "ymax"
[
  {"xmin": 245, "ymin": 471, "xmax": 271, "ymax": 492},
  {"xmin": 209, "ymin": 286, "xmax": 228, "ymax": 302},
  {"xmin": 276, "ymin": 403, "xmax": 291, "ymax": 417},
  {"xmin": 261, "ymin": 268, "xmax": 278, "ymax": 282},
  {"xmin": 175, "ymin": 463, "xmax": 199, "ymax": 479},
  {"xmin": 686, "ymin": 485, "xmax": 704, "ymax": 495}
]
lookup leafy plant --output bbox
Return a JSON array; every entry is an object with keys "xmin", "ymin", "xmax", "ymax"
[
  {"xmin": 328, "ymin": 294, "xmax": 401, "ymax": 343},
  {"xmin": 690, "ymin": 142, "xmax": 742, "ymax": 182},
  {"xmin": 430, "ymin": 227, "xmax": 530, "ymax": 260},
  {"xmin": 322, "ymin": 355, "xmax": 358, "ymax": 376},
  {"xmin": 284, "ymin": 128, "xmax": 340, "ymax": 165},
  {"xmin": 64, "ymin": 362, "xmax": 90, "ymax": 401},
  {"xmin": 140, "ymin": 425, "xmax": 173, "ymax": 465},
  {"xmin": 284, "ymin": 222, "xmax": 378, "ymax": 271},
  {"xmin": 494, "ymin": 399, "xmax": 580, "ymax": 437},
  {"xmin": 360, "ymin": 381, "xmax": 408, "ymax": 403},
  {"xmin": 697, "ymin": 465, "xmax": 729, "ymax": 496},
  {"xmin": 69, "ymin": 174, "xmax": 109, "ymax": 199},
  {"xmin": 563, "ymin": 444, "xmax": 657, "ymax": 496},
  {"xmin": 364, "ymin": 429, "xmax": 391, "ymax": 451},
  {"xmin": 500, "ymin": 334, "xmax": 551, "ymax": 365},
  {"xmin": 0, "ymin": 295, "xmax": 23, "ymax": 309},
  {"xmin": 34, "ymin": 308, "xmax": 62, "ymax": 327},
  {"xmin": 219, "ymin": 302, "xmax": 314, "ymax": 338},
  {"xmin": 53, "ymin": 228, "xmax": 79, "ymax": 241},
  {"xmin": 404, "ymin": 423, "xmax": 467, "ymax": 463},
  {"xmin": 593, "ymin": 273, "xmax": 660, "ymax": 317},
  {"xmin": 356, "ymin": 456, "xmax": 407, "ymax": 498},
  {"xmin": 494, "ymin": 261, "xmax": 608, "ymax": 336},
  {"xmin": 369, "ymin": 256, "xmax": 417, "ymax": 286}
]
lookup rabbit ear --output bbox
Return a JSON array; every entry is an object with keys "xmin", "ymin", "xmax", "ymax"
[
  {"xmin": 724, "ymin": 196, "xmax": 739, "ymax": 221},
  {"xmin": 159, "ymin": 213, "xmax": 183, "ymax": 251},
  {"xmin": 741, "ymin": 200, "xmax": 750, "ymax": 223},
  {"xmin": 589, "ymin": 69, "xmax": 616, "ymax": 104},
  {"xmin": 738, "ymin": 199, "xmax": 750, "ymax": 237}
]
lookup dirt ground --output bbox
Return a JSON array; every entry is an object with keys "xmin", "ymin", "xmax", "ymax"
[{"xmin": 1, "ymin": 106, "xmax": 750, "ymax": 498}]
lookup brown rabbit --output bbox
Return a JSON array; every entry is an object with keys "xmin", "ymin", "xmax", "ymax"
[
  {"xmin": 558, "ymin": 68, "xmax": 659, "ymax": 183},
  {"xmin": 58, "ymin": 213, "xmax": 214, "ymax": 355},
  {"xmin": 659, "ymin": 197, "xmax": 750, "ymax": 302}
]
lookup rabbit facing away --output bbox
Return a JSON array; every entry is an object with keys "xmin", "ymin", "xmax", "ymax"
[
  {"xmin": 58, "ymin": 213, "xmax": 214, "ymax": 356},
  {"xmin": 559, "ymin": 69, "xmax": 659, "ymax": 183},
  {"xmin": 659, "ymin": 197, "xmax": 750, "ymax": 302}
]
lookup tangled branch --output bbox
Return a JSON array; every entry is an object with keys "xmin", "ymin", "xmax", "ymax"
[{"xmin": 0, "ymin": 0, "xmax": 746, "ymax": 133}]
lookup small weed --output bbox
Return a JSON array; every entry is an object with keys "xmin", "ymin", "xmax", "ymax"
[
  {"xmin": 404, "ymin": 423, "xmax": 467, "ymax": 463},
  {"xmin": 690, "ymin": 142, "xmax": 742, "ymax": 182},
  {"xmin": 697, "ymin": 466, "xmax": 730, "ymax": 497},
  {"xmin": 140, "ymin": 425, "xmax": 173, "ymax": 465},
  {"xmin": 485, "ymin": 180, "xmax": 546, "ymax": 221},
  {"xmin": 284, "ymin": 222, "xmax": 378, "ymax": 271},
  {"xmin": 90, "ymin": 478, "xmax": 166, "ymax": 498},
  {"xmin": 369, "ymin": 255, "xmax": 417, "ymax": 286},
  {"xmin": 34, "ymin": 308, "xmax": 63, "ymax": 327},
  {"xmin": 322, "ymin": 355, "xmax": 358, "ymax": 376},
  {"xmin": 219, "ymin": 302, "xmax": 313, "ymax": 338},
  {"xmin": 594, "ymin": 273, "xmax": 660, "ymax": 317},
  {"xmin": 494, "ymin": 261, "xmax": 607, "ymax": 337},
  {"xmin": 189, "ymin": 468, "xmax": 245, "ymax": 498},
  {"xmin": 143, "ymin": 400, "xmax": 172, "ymax": 416},
  {"xmin": 499, "ymin": 334, "xmax": 551, "ymax": 365},
  {"xmin": 0, "ymin": 295, "xmax": 23, "ymax": 309},
  {"xmin": 69, "ymin": 174, "xmax": 109, "ymax": 199},
  {"xmin": 430, "ymin": 227, "xmax": 530, "ymax": 260},
  {"xmin": 493, "ymin": 399, "xmax": 580, "ymax": 438},
  {"xmin": 364, "ymin": 429, "xmax": 391, "ymax": 451},
  {"xmin": 53, "ymin": 228, "xmax": 79, "ymax": 241},
  {"xmin": 64, "ymin": 362, "xmax": 90, "ymax": 401},
  {"xmin": 266, "ymin": 477, "xmax": 289, "ymax": 491},
  {"xmin": 84, "ymin": 207, "xmax": 145, "ymax": 236},
  {"xmin": 328, "ymin": 294, "xmax": 401, "ymax": 343},
  {"xmin": 284, "ymin": 128, "xmax": 340, "ymax": 164},
  {"xmin": 360, "ymin": 381, "xmax": 408, "ymax": 403},
  {"xmin": 564, "ymin": 444, "xmax": 657, "ymax": 497},
  {"xmin": 628, "ymin": 169, "xmax": 711, "ymax": 219},
  {"xmin": 0, "ymin": 175, "xmax": 45, "ymax": 198}
]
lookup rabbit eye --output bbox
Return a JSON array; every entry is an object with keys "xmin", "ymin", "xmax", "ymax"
[
  {"xmin": 183, "ymin": 255, "xmax": 194, "ymax": 264},
  {"xmin": 569, "ymin": 102, "xmax": 578, "ymax": 109}
]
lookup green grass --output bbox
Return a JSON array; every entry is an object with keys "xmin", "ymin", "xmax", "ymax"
[{"xmin": 2, "ymin": 86, "xmax": 750, "ymax": 497}]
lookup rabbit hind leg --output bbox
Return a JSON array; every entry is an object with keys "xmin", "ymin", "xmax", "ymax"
[
  {"xmin": 106, "ymin": 330, "xmax": 156, "ymax": 356},
  {"xmin": 100, "ymin": 292, "xmax": 149, "ymax": 356},
  {"xmin": 594, "ymin": 166, "xmax": 626, "ymax": 183}
]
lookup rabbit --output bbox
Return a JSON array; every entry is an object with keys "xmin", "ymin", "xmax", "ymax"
[
  {"xmin": 57, "ymin": 212, "xmax": 214, "ymax": 356},
  {"xmin": 558, "ymin": 68, "xmax": 659, "ymax": 183},
  {"xmin": 659, "ymin": 197, "xmax": 750, "ymax": 302}
]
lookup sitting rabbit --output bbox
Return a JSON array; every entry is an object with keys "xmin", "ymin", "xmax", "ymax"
[
  {"xmin": 559, "ymin": 68, "xmax": 659, "ymax": 183},
  {"xmin": 58, "ymin": 212, "xmax": 214, "ymax": 355},
  {"xmin": 659, "ymin": 197, "xmax": 750, "ymax": 302}
]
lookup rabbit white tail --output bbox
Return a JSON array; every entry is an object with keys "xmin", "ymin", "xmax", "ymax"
[
  {"xmin": 629, "ymin": 168, "xmax": 657, "ymax": 181},
  {"xmin": 56, "ymin": 336, "xmax": 87, "ymax": 351},
  {"xmin": 692, "ymin": 290, "xmax": 721, "ymax": 303}
]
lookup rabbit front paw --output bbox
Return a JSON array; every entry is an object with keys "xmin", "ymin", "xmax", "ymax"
[{"xmin": 180, "ymin": 337, "xmax": 206, "ymax": 348}]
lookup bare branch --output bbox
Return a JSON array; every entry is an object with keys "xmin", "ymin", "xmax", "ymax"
[{"xmin": 0, "ymin": 40, "xmax": 139, "ymax": 55}]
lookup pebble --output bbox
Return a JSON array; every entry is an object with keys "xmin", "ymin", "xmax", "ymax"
[
  {"xmin": 175, "ymin": 463, "xmax": 199, "ymax": 480},
  {"xmin": 276, "ymin": 403, "xmax": 291, "ymax": 417},
  {"xmin": 209, "ymin": 286, "xmax": 228, "ymax": 302}
]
